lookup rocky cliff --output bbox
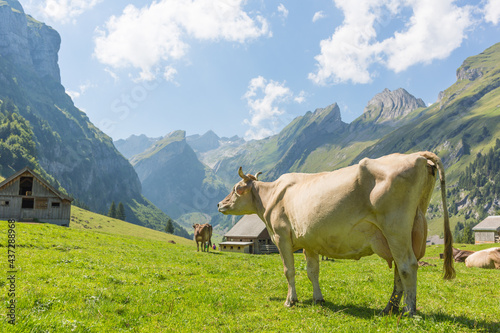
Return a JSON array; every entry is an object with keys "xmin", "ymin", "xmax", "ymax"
[{"xmin": 0, "ymin": 0, "xmax": 60, "ymax": 82}]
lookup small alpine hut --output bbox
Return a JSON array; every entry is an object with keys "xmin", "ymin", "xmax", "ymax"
[
  {"xmin": 0, "ymin": 167, "xmax": 73, "ymax": 226},
  {"xmin": 472, "ymin": 216, "xmax": 500, "ymax": 244},
  {"xmin": 220, "ymin": 214, "xmax": 278, "ymax": 254}
]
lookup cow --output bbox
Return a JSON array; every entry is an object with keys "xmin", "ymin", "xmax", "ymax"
[
  {"xmin": 452, "ymin": 247, "xmax": 475, "ymax": 262},
  {"xmin": 218, "ymin": 151, "xmax": 455, "ymax": 316},
  {"xmin": 465, "ymin": 247, "xmax": 500, "ymax": 269},
  {"xmin": 193, "ymin": 223, "xmax": 213, "ymax": 252}
]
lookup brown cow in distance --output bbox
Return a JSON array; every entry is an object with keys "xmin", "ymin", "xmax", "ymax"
[
  {"xmin": 452, "ymin": 247, "xmax": 475, "ymax": 262},
  {"xmin": 193, "ymin": 223, "xmax": 212, "ymax": 252}
]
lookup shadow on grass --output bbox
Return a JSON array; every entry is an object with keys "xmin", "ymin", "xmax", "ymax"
[
  {"xmin": 418, "ymin": 311, "xmax": 500, "ymax": 332},
  {"xmin": 270, "ymin": 297, "xmax": 500, "ymax": 331}
]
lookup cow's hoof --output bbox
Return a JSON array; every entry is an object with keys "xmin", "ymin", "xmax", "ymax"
[
  {"xmin": 380, "ymin": 305, "xmax": 399, "ymax": 316},
  {"xmin": 284, "ymin": 299, "xmax": 297, "ymax": 307},
  {"xmin": 313, "ymin": 299, "xmax": 325, "ymax": 305}
]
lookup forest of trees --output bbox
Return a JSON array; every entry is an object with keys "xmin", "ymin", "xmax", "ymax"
[
  {"xmin": 451, "ymin": 138, "xmax": 500, "ymax": 243},
  {"xmin": 0, "ymin": 99, "xmax": 37, "ymax": 173}
]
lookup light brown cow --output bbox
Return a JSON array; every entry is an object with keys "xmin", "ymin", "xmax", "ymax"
[
  {"xmin": 218, "ymin": 151, "xmax": 455, "ymax": 316},
  {"xmin": 193, "ymin": 223, "xmax": 213, "ymax": 252},
  {"xmin": 465, "ymin": 247, "xmax": 500, "ymax": 269}
]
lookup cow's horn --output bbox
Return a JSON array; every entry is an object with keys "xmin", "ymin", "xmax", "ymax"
[
  {"xmin": 238, "ymin": 167, "xmax": 250, "ymax": 182},
  {"xmin": 255, "ymin": 172, "xmax": 262, "ymax": 180}
]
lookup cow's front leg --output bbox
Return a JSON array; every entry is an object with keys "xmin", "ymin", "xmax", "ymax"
[
  {"xmin": 304, "ymin": 249, "xmax": 324, "ymax": 304},
  {"xmin": 382, "ymin": 265, "xmax": 403, "ymax": 315},
  {"xmin": 196, "ymin": 241, "xmax": 200, "ymax": 252},
  {"xmin": 275, "ymin": 234, "xmax": 298, "ymax": 307}
]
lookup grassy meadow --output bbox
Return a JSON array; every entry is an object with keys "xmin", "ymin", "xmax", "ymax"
[{"xmin": 1, "ymin": 210, "xmax": 499, "ymax": 332}]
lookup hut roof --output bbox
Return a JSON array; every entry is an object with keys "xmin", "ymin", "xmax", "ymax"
[
  {"xmin": 0, "ymin": 166, "xmax": 73, "ymax": 202},
  {"xmin": 224, "ymin": 214, "xmax": 266, "ymax": 238},
  {"xmin": 472, "ymin": 216, "xmax": 500, "ymax": 231}
]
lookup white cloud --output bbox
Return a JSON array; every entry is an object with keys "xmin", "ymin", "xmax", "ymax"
[
  {"xmin": 309, "ymin": 0, "xmax": 474, "ymax": 85},
  {"xmin": 27, "ymin": 0, "xmax": 103, "ymax": 24},
  {"xmin": 66, "ymin": 81, "xmax": 95, "ymax": 99},
  {"xmin": 163, "ymin": 66, "xmax": 178, "ymax": 82},
  {"xmin": 294, "ymin": 90, "xmax": 306, "ymax": 104},
  {"xmin": 243, "ymin": 76, "xmax": 303, "ymax": 140},
  {"xmin": 104, "ymin": 68, "xmax": 119, "ymax": 82},
  {"xmin": 312, "ymin": 11, "xmax": 326, "ymax": 23},
  {"xmin": 381, "ymin": 1, "xmax": 473, "ymax": 73},
  {"xmin": 94, "ymin": 0, "xmax": 270, "ymax": 81},
  {"xmin": 484, "ymin": 0, "xmax": 500, "ymax": 25},
  {"xmin": 278, "ymin": 3, "xmax": 289, "ymax": 19}
]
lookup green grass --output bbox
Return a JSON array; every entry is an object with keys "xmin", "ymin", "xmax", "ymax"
[
  {"xmin": 69, "ymin": 206, "xmax": 192, "ymax": 246},
  {"xmin": 1, "ymin": 220, "xmax": 499, "ymax": 332}
]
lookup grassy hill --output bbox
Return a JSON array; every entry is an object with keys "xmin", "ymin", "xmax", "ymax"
[
  {"xmin": 1, "ymin": 217, "xmax": 499, "ymax": 332},
  {"xmin": 69, "ymin": 206, "xmax": 192, "ymax": 245}
]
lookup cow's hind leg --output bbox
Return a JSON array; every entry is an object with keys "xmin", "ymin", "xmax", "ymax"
[
  {"xmin": 304, "ymin": 249, "xmax": 324, "ymax": 304},
  {"xmin": 275, "ymin": 234, "xmax": 298, "ymax": 307},
  {"xmin": 382, "ymin": 265, "xmax": 403, "ymax": 315},
  {"xmin": 389, "ymin": 246, "xmax": 418, "ymax": 316}
]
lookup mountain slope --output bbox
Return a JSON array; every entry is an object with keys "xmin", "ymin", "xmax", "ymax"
[
  {"xmin": 131, "ymin": 130, "xmax": 228, "ymax": 220},
  {"xmin": 353, "ymin": 43, "xmax": 500, "ymax": 169},
  {"xmin": 0, "ymin": 0, "xmax": 188, "ymax": 238},
  {"xmin": 114, "ymin": 134, "xmax": 160, "ymax": 159}
]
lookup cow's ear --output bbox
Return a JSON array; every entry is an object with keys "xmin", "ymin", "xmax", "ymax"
[{"xmin": 235, "ymin": 184, "xmax": 248, "ymax": 196}]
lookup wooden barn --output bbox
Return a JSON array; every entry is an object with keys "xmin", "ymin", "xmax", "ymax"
[
  {"xmin": 0, "ymin": 167, "xmax": 73, "ymax": 226},
  {"xmin": 219, "ymin": 215, "xmax": 278, "ymax": 254},
  {"xmin": 472, "ymin": 216, "xmax": 500, "ymax": 244}
]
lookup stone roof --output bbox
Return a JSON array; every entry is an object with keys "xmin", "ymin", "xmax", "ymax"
[
  {"xmin": 224, "ymin": 215, "xmax": 267, "ymax": 238},
  {"xmin": 472, "ymin": 216, "xmax": 500, "ymax": 231}
]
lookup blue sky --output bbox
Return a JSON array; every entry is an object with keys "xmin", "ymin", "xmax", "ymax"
[{"xmin": 20, "ymin": 0, "xmax": 500, "ymax": 141}]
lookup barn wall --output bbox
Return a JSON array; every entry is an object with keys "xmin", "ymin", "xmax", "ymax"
[
  {"xmin": 220, "ymin": 244, "xmax": 250, "ymax": 253},
  {"xmin": 0, "ymin": 180, "xmax": 20, "ymax": 196},
  {"xmin": 474, "ymin": 231, "xmax": 495, "ymax": 244},
  {"xmin": 0, "ymin": 172, "xmax": 72, "ymax": 226}
]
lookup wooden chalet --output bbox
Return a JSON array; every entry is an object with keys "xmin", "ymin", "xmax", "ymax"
[
  {"xmin": 472, "ymin": 216, "xmax": 500, "ymax": 244},
  {"xmin": 0, "ymin": 167, "xmax": 73, "ymax": 226},
  {"xmin": 220, "ymin": 214, "xmax": 278, "ymax": 254}
]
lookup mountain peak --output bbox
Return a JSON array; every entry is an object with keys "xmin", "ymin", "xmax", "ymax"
[
  {"xmin": 0, "ymin": 0, "xmax": 61, "ymax": 82},
  {"xmin": 186, "ymin": 130, "xmax": 221, "ymax": 153},
  {"xmin": 362, "ymin": 88, "xmax": 425, "ymax": 125},
  {"xmin": 2, "ymin": 0, "xmax": 24, "ymax": 13}
]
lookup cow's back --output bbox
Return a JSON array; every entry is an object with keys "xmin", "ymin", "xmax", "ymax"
[{"xmin": 271, "ymin": 152, "xmax": 436, "ymax": 259}]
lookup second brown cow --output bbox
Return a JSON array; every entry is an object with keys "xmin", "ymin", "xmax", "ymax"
[{"xmin": 193, "ymin": 223, "xmax": 213, "ymax": 252}]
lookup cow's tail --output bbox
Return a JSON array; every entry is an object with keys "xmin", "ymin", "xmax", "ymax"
[{"xmin": 419, "ymin": 151, "xmax": 456, "ymax": 280}]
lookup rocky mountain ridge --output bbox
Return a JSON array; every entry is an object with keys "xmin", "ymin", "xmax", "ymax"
[{"xmin": 361, "ymin": 88, "xmax": 426, "ymax": 125}]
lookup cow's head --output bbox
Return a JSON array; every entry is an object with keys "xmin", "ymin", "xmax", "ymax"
[{"xmin": 217, "ymin": 167, "xmax": 261, "ymax": 215}]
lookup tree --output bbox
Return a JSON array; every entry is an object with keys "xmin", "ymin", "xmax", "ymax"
[
  {"xmin": 108, "ymin": 201, "xmax": 117, "ymax": 218},
  {"xmin": 116, "ymin": 202, "xmax": 126, "ymax": 221},
  {"xmin": 165, "ymin": 219, "xmax": 174, "ymax": 234}
]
